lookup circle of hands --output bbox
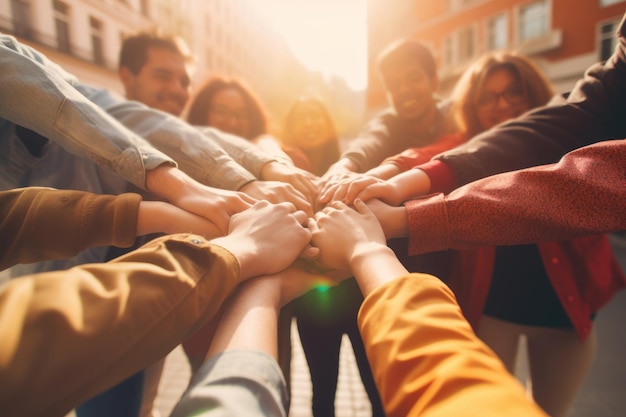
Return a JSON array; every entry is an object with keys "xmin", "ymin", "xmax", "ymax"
[{"xmin": 184, "ymin": 165, "xmax": 408, "ymax": 303}]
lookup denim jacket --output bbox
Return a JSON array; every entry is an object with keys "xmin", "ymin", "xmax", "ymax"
[
  {"xmin": 0, "ymin": 34, "xmax": 278, "ymax": 276},
  {"xmin": 0, "ymin": 34, "xmax": 283, "ymax": 192}
]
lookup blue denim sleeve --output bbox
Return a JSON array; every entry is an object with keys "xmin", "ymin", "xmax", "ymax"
[
  {"xmin": 83, "ymin": 88, "xmax": 257, "ymax": 191},
  {"xmin": 0, "ymin": 34, "xmax": 175, "ymax": 190},
  {"xmin": 171, "ymin": 350, "xmax": 288, "ymax": 417}
]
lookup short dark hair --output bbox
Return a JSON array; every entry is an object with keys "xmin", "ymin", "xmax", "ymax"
[
  {"xmin": 376, "ymin": 39, "xmax": 436, "ymax": 80},
  {"xmin": 119, "ymin": 28, "xmax": 192, "ymax": 73}
]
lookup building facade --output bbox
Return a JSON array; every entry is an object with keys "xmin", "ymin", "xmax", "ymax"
[
  {"xmin": 367, "ymin": 0, "xmax": 626, "ymax": 110},
  {"xmin": 0, "ymin": 0, "xmax": 365, "ymax": 135}
]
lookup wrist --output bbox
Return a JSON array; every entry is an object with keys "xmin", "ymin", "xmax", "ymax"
[
  {"xmin": 350, "ymin": 244, "xmax": 408, "ymax": 296},
  {"xmin": 146, "ymin": 165, "xmax": 191, "ymax": 203},
  {"xmin": 136, "ymin": 201, "xmax": 168, "ymax": 236}
]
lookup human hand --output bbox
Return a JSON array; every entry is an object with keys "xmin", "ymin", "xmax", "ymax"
[
  {"xmin": 202, "ymin": 263, "xmax": 333, "ymax": 361},
  {"xmin": 260, "ymin": 161, "xmax": 321, "ymax": 207},
  {"xmin": 318, "ymin": 174, "xmax": 384, "ymax": 205},
  {"xmin": 210, "ymin": 201, "xmax": 313, "ymax": 280},
  {"xmin": 258, "ymin": 261, "xmax": 337, "ymax": 307},
  {"xmin": 308, "ymin": 199, "xmax": 388, "ymax": 272},
  {"xmin": 146, "ymin": 165, "xmax": 256, "ymax": 234},
  {"xmin": 317, "ymin": 171, "xmax": 363, "ymax": 203},
  {"xmin": 136, "ymin": 201, "xmax": 222, "ymax": 238},
  {"xmin": 321, "ymin": 157, "xmax": 357, "ymax": 179},
  {"xmin": 239, "ymin": 180, "xmax": 314, "ymax": 217},
  {"xmin": 365, "ymin": 199, "xmax": 409, "ymax": 239}
]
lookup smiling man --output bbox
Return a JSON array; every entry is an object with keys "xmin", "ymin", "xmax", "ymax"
[
  {"xmin": 119, "ymin": 30, "xmax": 193, "ymax": 116},
  {"xmin": 323, "ymin": 39, "xmax": 457, "ymax": 177}
]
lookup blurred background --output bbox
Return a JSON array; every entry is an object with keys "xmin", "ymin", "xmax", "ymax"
[{"xmin": 2, "ymin": 0, "xmax": 624, "ymax": 141}]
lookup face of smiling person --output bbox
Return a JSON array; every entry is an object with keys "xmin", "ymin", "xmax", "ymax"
[
  {"xmin": 121, "ymin": 47, "xmax": 191, "ymax": 116},
  {"xmin": 289, "ymin": 102, "xmax": 332, "ymax": 150},
  {"xmin": 383, "ymin": 59, "xmax": 438, "ymax": 121},
  {"xmin": 475, "ymin": 68, "xmax": 529, "ymax": 131},
  {"xmin": 206, "ymin": 88, "xmax": 252, "ymax": 139}
]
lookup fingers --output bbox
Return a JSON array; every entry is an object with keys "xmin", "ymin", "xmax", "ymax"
[
  {"xmin": 306, "ymin": 217, "xmax": 320, "ymax": 234},
  {"xmin": 239, "ymin": 193, "xmax": 258, "ymax": 205},
  {"xmin": 318, "ymin": 174, "xmax": 349, "ymax": 203},
  {"xmin": 299, "ymin": 245, "xmax": 320, "ymax": 260},
  {"xmin": 352, "ymin": 198, "xmax": 370, "ymax": 214},
  {"xmin": 292, "ymin": 209, "xmax": 309, "ymax": 226},
  {"xmin": 292, "ymin": 176, "xmax": 321, "ymax": 206}
]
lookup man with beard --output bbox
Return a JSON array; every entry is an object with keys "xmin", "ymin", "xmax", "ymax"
[
  {"xmin": 322, "ymin": 39, "xmax": 457, "ymax": 179},
  {"xmin": 292, "ymin": 39, "xmax": 458, "ymax": 417},
  {"xmin": 118, "ymin": 30, "xmax": 193, "ymax": 117}
]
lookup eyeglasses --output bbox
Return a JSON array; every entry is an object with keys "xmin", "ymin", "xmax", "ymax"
[
  {"xmin": 209, "ymin": 105, "xmax": 250, "ymax": 123},
  {"xmin": 476, "ymin": 86, "xmax": 526, "ymax": 110}
]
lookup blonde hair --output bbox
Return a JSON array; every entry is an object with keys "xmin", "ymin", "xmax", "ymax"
[{"xmin": 451, "ymin": 51, "xmax": 555, "ymax": 137}]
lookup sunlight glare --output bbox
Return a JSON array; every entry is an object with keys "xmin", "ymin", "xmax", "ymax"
[{"xmin": 254, "ymin": 0, "xmax": 367, "ymax": 91}]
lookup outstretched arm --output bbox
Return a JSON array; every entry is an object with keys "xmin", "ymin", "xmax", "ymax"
[
  {"xmin": 404, "ymin": 139, "xmax": 626, "ymax": 255},
  {"xmin": 0, "ymin": 198, "xmax": 313, "ymax": 417},
  {"xmin": 433, "ymin": 13, "xmax": 626, "ymax": 186},
  {"xmin": 309, "ymin": 200, "xmax": 547, "ymax": 417},
  {"xmin": 171, "ymin": 263, "xmax": 330, "ymax": 417}
]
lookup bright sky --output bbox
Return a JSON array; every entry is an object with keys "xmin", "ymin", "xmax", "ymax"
[{"xmin": 253, "ymin": 0, "xmax": 368, "ymax": 91}]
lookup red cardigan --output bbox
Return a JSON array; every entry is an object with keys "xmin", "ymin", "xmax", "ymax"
[
  {"xmin": 449, "ymin": 237, "xmax": 625, "ymax": 341},
  {"xmin": 386, "ymin": 135, "xmax": 626, "ymax": 342}
]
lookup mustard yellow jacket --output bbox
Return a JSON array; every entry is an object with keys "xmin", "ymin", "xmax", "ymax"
[
  {"xmin": 359, "ymin": 274, "xmax": 549, "ymax": 417},
  {"xmin": 0, "ymin": 187, "xmax": 240, "ymax": 417}
]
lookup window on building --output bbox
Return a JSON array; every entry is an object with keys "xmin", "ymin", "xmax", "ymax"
[
  {"xmin": 53, "ymin": 0, "xmax": 71, "ymax": 53},
  {"xmin": 10, "ymin": 0, "xmax": 32, "ymax": 38},
  {"xmin": 486, "ymin": 13, "xmax": 508, "ymax": 50},
  {"xmin": 600, "ymin": 0, "xmax": 625, "ymax": 6},
  {"xmin": 519, "ymin": 0, "xmax": 548, "ymax": 42},
  {"xmin": 90, "ymin": 16, "xmax": 105, "ymax": 65},
  {"xmin": 458, "ymin": 25, "xmax": 476, "ymax": 63},
  {"xmin": 599, "ymin": 20, "xmax": 620, "ymax": 61},
  {"xmin": 140, "ymin": 0, "xmax": 150, "ymax": 16}
]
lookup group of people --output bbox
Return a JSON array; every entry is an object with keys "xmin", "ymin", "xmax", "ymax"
[{"xmin": 1, "ymin": 9, "xmax": 625, "ymax": 417}]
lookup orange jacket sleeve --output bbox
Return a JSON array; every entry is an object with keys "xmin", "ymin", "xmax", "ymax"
[{"xmin": 358, "ymin": 274, "xmax": 548, "ymax": 417}]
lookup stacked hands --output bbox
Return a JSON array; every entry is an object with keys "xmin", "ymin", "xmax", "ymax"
[
  {"xmin": 141, "ymin": 163, "xmax": 415, "ymax": 302},
  {"xmin": 211, "ymin": 198, "xmax": 390, "ymax": 305}
]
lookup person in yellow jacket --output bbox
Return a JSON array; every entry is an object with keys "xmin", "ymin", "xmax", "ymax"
[
  {"xmin": 173, "ymin": 199, "xmax": 548, "ymax": 417},
  {"xmin": 0, "ymin": 187, "xmax": 314, "ymax": 417}
]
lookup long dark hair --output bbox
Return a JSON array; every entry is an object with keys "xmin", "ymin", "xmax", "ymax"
[
  {"xmin": 186, "ymin": 75, "xmax": 269, "ymax": 140},
  {"xmin": 282, "ymin": 96, "xmax": 341, "ymax": 175}
]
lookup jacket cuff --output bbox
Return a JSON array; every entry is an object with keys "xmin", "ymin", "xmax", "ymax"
[
  {"xmin": 405, "ymin": 194, "xmax": 451, "ymax": 255},
  {"xmin": 415, "ymin": 160, "xmax": 457, "ymax": 194}
]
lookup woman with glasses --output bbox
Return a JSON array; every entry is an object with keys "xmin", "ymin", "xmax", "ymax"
[
  {"xmin": 186, "ymin": 76, "xmax": 293, "ymax": 162},
  {"xmin": 320, "ymin": 51, "xmax": 621, "ymax": 417},
  {"xmin": 443, "ymin": 52, "xmax": 607, "ymax": 417}
]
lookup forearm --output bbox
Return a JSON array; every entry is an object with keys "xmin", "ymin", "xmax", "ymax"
[
  {"xmin": 170, "ymin": 278, "xmax": 287, "ymax": 417},
  {"xmin": 206, "ymin": 278, "xmax": 281, "ymax": 360},
  {"xmin": 439, "ymin": 19, "xmax": 626, "ymax": 186},
  {"xmin": 0, "ymin": 188, "xmax": 140, "ymax": 270},
  {"xmin": 326, "ymin": 157, "xmax": 359, "ymax": 175},
  {"xmin": 388, "ymin": 168, "xmax": 431, "ymax": 200},
  {"xmin": 0, "ymin": 38, "xmax": 173, "ymax": 189},
  {"xmin": 406, "ymin": 140, "xmax": 626, "ymax": 254},
  {"xmin": 0, "ymin": 237, "xmax": 241, "ymax": 417},
  {"xmin": 365, "ymin": 163, "xmax": 401, "ymax": 180},
  {"xmin": 350, "ymin": 244, "xmax": 408, "ymax": 296},
  {"xmin": 358, "ymin": 275, "xmax": 548, "ymax": 417},
  {"xmin": 201, "ymin": 127, "xmax": 285, "ymax": 177},
  {"xmin": 95, "ymin": 99, "xmax": 256, "ymax": 191},
  {"xmin": 171, "ymin": 351, "xmax": 287, "ymax": 417}
]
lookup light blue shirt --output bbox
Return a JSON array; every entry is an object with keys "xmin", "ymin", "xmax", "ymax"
[
  {"xmin": 0, "ymin": 34, "xmax": 283, "ymax": 277},
  {"xmin": 171, "ymin": 350, "xmax": 288, "ymax": 417}
]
